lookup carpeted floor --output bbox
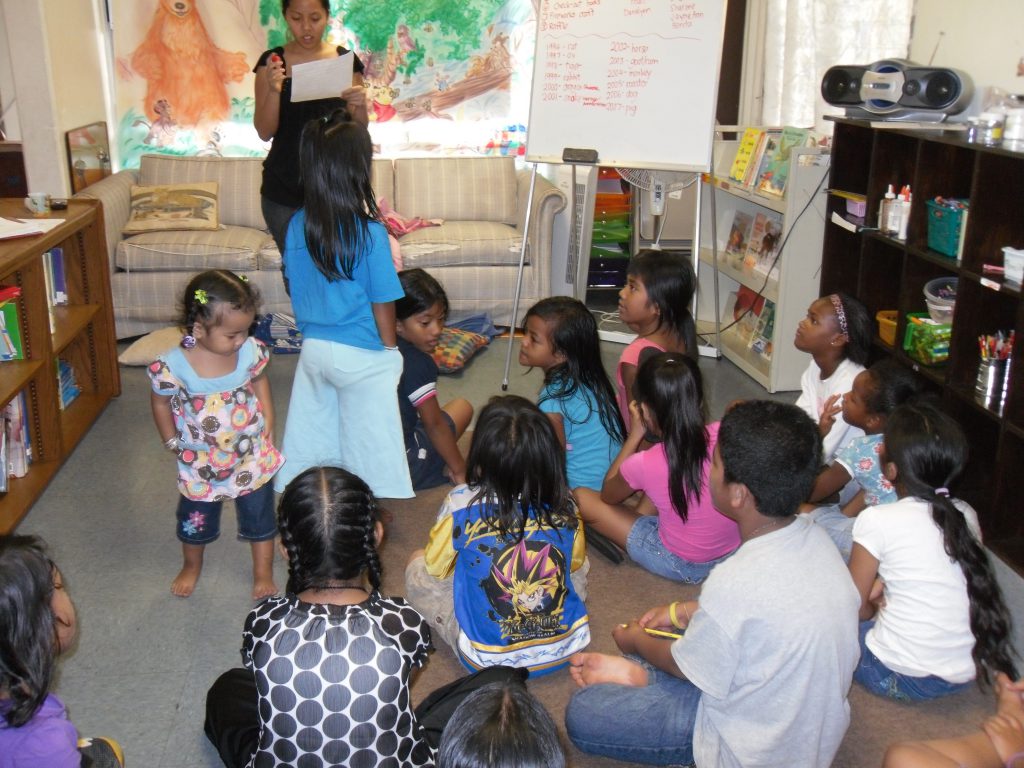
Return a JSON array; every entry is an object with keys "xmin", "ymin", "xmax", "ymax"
[{"xmin": 17, "ymin": 336, "xmax": 1012, "ymax": 767}]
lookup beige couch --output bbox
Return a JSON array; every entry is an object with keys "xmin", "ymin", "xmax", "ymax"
[{"xmin": 76, "ymin": 154, "xmax": 565, "ymax": 339}]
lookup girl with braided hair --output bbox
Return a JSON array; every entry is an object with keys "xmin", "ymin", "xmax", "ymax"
[
  {"xmin": 148, "ymin": 269, "xmax": 282, "ymax": 599},
  {"xmin": 205, "ymin": 466, "xmax": 436, "ymax": 768},
  {"xmin": 849, "ymin": 400, "xmax": 1017, "ymax": 701}
]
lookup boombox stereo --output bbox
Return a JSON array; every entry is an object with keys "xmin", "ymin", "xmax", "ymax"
[{"xmin": 821, "ymin": 59, "xmax": 973, "ymax": 122}]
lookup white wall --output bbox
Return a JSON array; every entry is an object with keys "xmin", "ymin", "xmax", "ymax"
[
  {"xmin": 909, "ymin": 1, "xmax": 1024, "ymax": 97},
  {"xmin": 0, "ymin": 0, "xmax": 109, "ymax": 195}
]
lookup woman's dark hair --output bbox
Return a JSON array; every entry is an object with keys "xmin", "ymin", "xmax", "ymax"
[
  {"xmin": 299, "ymin": 108, "xmax": 381, "ymax": 281},
  {"xmin": 626, "ymin": 249, "xmax": 698, "ymax": 360},
  {"xmin": 396, "ymin": 268, "xmax": 450, "ymax": 321},
  {"xmin": 632, "ymin": 352, "xmax": 707, "ymax": 522},
  {"xmin": 282, "ymin": 0, "xmax": 329, "ymax": 12},
  {"xmin": 834, "ymin": 292, "xmax": 871, "ymax": 366},
  {"xmin": 180, "ymin": 269, "xmax": 259, "ymax": 335},
  {"xmin": 465, "ymin": 396, "xmax": 575, "ymax": 540},
  {"xmin": 861, "ymin": 358, "xmax": 919, "ymax": 416},
  {"xmin": 884, "ymin": 402, "xmax": 1017, "ymax": 687},
  {"xmin": 437, "ymin": 681, "xmax": 566, "ymax": 768},
  {"xmin": 0, "ymin": 535, "xmax": 59, "ymax": 728},
  {"xmin": 525, "ymin": 297, "xmax": 625, "ymax": 445},
  {"xmin": 277, "ymin": 466, "xmax": 383, "ymax": 594}
]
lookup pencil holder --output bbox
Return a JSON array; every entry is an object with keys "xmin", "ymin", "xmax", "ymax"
[{"xmin": 975, "ymin": 357, "xmax": 1009, "ymax": 411}]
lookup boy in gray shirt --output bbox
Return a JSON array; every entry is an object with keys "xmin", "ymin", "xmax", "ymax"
[{"xmin": 566, "ymin": 401, "xmax": 860, "ymax": 767}]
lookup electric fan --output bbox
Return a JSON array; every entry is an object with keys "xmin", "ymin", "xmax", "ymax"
[{"xmin": 616, "ymin": 168, "xmax": 698, "ymax": 249}]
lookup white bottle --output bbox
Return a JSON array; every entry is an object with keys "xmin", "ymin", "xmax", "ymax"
[
  {"xmin": 879, "ymin": 184, "xmax": 896, "ymax": 235},
  {"xmin": 896, "ymin": 187, "xmax": 911, "ymax": 241}
]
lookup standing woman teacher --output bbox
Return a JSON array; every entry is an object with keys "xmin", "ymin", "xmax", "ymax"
[{"xmin": 254, "ymin": 0, "xmax": 368, "ymax": 253}]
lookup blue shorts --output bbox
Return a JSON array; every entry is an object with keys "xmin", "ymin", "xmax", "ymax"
[
  {"xmin": 407, "ymin": 411, "xmax": 456, "ymax": 491},
  {"xmin": 854, "ymin": 620, "xmax": 972, "ymax": 701},
  {"xmin": 176, "ymin": 482, "xmax": 276, "ymax": 545},
  {"xmin": 626, "ymin": 515, "xmax": 732, "ymax": 583}
]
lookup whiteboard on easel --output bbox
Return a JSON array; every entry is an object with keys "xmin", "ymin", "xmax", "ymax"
[{"xmin": 525, "ymin": 0, "xmax": 727, "ymax": 172}]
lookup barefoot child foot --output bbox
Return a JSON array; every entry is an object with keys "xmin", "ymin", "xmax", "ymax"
[
  {"xmin": 172, "ymin": 544, "xmax": 204, "ymax": 597},
  {"xmin": 569, "ymin": 652, "xmax": 649, "ymax": 688},
  {"xmin": 251, "ymin": 539, "xmax": 278, "ymax": 600}
]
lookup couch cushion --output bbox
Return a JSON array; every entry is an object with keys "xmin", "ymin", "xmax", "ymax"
[
  {"xmin": 116, "ymin": 225, "xmax": 273, "ymax": 272},
  {"xmin": 371, "ymin": 158, "xmax": 393, "ymax": 205},
  {"xmin": 138, "ymin": 154, "xmax": 265, "ymax": 230},
  {"xmin": 394, "ymin": 157, "xmax": 517, "ymax": 225},
  {"xmin": 398, "ymin": 221, "xmax": 526, "ymax": 268}
]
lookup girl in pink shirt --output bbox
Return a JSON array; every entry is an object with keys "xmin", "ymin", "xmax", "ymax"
[{"xmin": 576, "ymin": 352, "xmax": 739, "ymax": 581}]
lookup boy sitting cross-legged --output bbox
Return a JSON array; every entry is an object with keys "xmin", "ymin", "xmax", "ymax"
[{"xmin": 565, "ymin": 400, "xmax": 861, "ymax": 767}]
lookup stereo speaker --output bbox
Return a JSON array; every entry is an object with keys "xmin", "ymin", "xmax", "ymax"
[{"xmin": 821, "ymin": 59, "xmax": 973, "ymax": 121}]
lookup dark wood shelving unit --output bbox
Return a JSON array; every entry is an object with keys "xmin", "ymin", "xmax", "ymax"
[
  {"xmin": 822, "ymin": 118, "xmax": 1024, "ymax": 574},
  {"xmin": 0, "ymin": 198, "xmax": 119, "ymax": 532}
]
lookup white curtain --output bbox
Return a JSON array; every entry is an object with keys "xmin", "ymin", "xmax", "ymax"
[{"xmin": 760, "ymin": 0, "xmax": 914, "ymax": 132}]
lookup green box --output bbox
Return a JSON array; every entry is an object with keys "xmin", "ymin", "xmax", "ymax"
[
  {"xmin": 925, "ymin": 199, "xmax": 967, "ymax": 259},
  {"xmin": 902, "ymin": 312, "xmax": 951, "ymax": 365}
]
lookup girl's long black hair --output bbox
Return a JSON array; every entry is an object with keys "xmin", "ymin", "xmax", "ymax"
[
  {"xmin": 465, "ymin": 396, "xmax": 576, "ymax": 541},
  {"xmin": 633, "ymin": 352, "xmax": 708, "ymax": 523},
  {"xmin": 0, "ymin": 535, "xmax": 60, "ymax": 728},
  {"xmin": 627, "ymin": 249, "xmax": 698, "ymax": 360},
  {"xmin": 525, "ymin": 297, "xmax": 625, "ymax": 444},
  {"xmin": 299, "ymin": 108, "xmax": 381, "ymax": 281},
  {"xmin": 884, "ymin": 401, "xmax": 1017, "ymax": 687},
  {"xmin": 277, "ymin": 466, "xmax": 383, "ymax": 595}
]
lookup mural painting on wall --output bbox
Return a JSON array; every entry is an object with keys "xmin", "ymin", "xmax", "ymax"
[{"xmin": 113, "ymin": 0, "xmax": 536, "ymax": 166}]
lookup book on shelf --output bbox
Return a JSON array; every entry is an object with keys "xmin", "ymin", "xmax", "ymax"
[
  {"xmin": 744, "ymin": 129, "xmax": 782, "ymax": 187},
  {"xmin": 728, "ymin": 128, "xmax": 764, "ymax": 184},
  {"xmin": 57, "ymin": 359, "xmax": 81, "ymax": 410},
  {"xmin": 0, "ymin": 296, "xmax": 24, "ymax": 361},
  {"xmin": 4, "ymin": 394, "xmax": 29, "ymax": 479},
  {"xmin": 748, "ymin": 299, "xmax": 776, "ymax": 361},
  {"xmin": 743, "ymin": 213, "xmax": 782, "ymax": 274},
  {"xmin": 724, "ymin": 211, "xmax": 754, "ymax": 260},
  {"xmin": 755, "ymin": 126, "xmax": 809, "ymax": 197},
  {"xmin": 47, "ymin": 248, "xmax": 68, "ymax": 305},
  {"xmin": 0, "ymin": 420, "xmax": 7, "ymax": 493},
  {"xmin": 727, "ymin": 286, "xmax": 768, "ymax": 345}
]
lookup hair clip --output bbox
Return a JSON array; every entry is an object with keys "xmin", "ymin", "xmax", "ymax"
[
  {"xmin": 829, "ymin": 294, "xmax": 848, "ymax": 337},
  {"xmin": 181, "ymin": 334, "xmax": 197, "ymax": 349},
  {"xmin": 237, "ymin": 274, "xmax": 249, "ymax": 283},
  {"xmin": 194, "ymin": 289, "xmax": 209, "ymax": 305}
]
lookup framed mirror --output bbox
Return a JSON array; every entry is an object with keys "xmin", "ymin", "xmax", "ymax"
[{"xmin": 65, "ymin": 122, "xmax": 112, "ymax": 193}]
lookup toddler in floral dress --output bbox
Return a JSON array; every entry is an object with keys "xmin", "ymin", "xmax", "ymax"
[{"xmin": 148, "ymin": 270, "xmax": 283, "ymax": 599}]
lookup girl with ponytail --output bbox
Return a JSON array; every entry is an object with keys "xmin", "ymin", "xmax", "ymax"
[
  {"xmin": 849, "ymin": 401, "xmax": 1017, "ymax": 701},
  {"xmin": 204, "ymin": 466, "xmax": 436, "ymax": 767}
]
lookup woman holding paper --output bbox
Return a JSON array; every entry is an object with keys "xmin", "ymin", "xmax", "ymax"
[{"xmin": 254, "ymin": 0, "xmax": 368, "ymax": 253}]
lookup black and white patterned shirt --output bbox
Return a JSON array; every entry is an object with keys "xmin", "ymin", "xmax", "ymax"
[{"xmin": 242, "ymin": 592, "xmax": 435, "ymax": 768}]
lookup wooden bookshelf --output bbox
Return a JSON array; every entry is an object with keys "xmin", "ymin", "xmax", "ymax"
[
  {"xmin": 822, "ymin": 118, "xmax": 1024, "ymax": 575},
  {"xmin": 0, "ymin": 198, "xmax": 119, "ymax": 532}
]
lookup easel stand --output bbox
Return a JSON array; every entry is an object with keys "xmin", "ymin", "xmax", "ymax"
[{"xmin": 502, "ymin": 163, "xmax": 539, "ymax": 390}]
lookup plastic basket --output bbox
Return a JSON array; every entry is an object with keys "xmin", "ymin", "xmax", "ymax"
[
  {"xmin": 903, "ymin": 313, "xmax": 952, "ymax": 365},
  {"xmin": 926, "ymin": 199, "xmax": 967, "ymax": 258},
  {"xmin": 876, "ymin": 310, "xmax": 897, "ymax": 346}
]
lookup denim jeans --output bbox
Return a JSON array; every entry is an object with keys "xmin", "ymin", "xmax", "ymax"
[
  {"xmin": 804, "ymin": 505, "xmax": 855, "ymax": 562},
  {"xmin": 565, "ymin": 656, "xmax": 700, "ymax": 766},
  {"xmin": 855, "ymin": 620, "xmax": 971, "ymax": 701},
  {"xmin": 626, "ymin": 515, "xmax": 732, "ymax": 583},
  {"xmin": 175, "ymin": 482, "xmax": 276, "ymax": 545}
]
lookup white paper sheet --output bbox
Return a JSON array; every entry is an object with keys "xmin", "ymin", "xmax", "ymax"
[{"xmin": 290, "ymin": 53, "xmax": 353, "ymax": 103}]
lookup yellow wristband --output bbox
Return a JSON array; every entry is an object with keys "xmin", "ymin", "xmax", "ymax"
[{"xmin": 669, "ymin": 601, "xmax": 684, "ymax": 629}]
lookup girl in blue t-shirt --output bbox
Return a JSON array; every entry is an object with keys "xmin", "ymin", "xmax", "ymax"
[
  {"xmin": 275, "ymin": 108, "xmax": 412, "ymax": 498},
  {"xmin": 520, "ymin": 296, "xmax": 625, "ymax": 492}
]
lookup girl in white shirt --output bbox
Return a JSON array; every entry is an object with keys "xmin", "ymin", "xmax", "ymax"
[
  {"xmin": 794, "ymin": 292, "xmax": 872, "ymax": 463},
  {"xmin": 849, "ymin": 401, "xmax": 1016, "ymax": 701}
]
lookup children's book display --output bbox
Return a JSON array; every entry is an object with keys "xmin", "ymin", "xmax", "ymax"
[
  {"xmin": 724, "ymin": 211, "xmax": 754, "ymax": 266},
  {"xmin": 755, "ymin": 127, "xmax": 809, "ymax": 197},
  {"xmin": 744, "ymin": 213, "xmax": 783, "ymax": 279},
  {"xmin": 723, "ymin": 126, "xmax": 819, "ymax": 198}
]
